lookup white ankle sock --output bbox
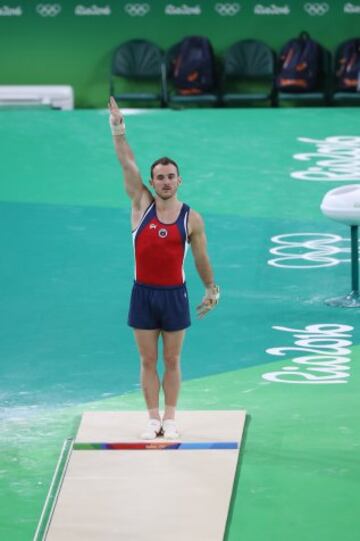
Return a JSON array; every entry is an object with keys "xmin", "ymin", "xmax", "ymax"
[
  {"xmin": 163, "ymin": 405, "xmax": 176, "ymax": 421},
  {"xmin": 148, "ymin": 408, "xmax": 161, "ymax": 421}
]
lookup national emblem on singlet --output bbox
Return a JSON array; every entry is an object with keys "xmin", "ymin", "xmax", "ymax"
[{"xmin": 132, "ymin": 202, "xmax": 190, "ymax": 287}]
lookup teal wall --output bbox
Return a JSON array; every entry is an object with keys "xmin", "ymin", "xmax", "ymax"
[{"xmin": 0, "ymin": 0, "xmax": 358, "ymax": 107}]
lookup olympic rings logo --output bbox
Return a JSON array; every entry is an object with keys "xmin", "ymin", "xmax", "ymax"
[
  {"xmin": 124, "ymin": 3, "xmax": 150, "ymax": 16},
  {"xmin": 36, "ymin": 4, "xmax": 61, "ymax": 17},
  {"xmin": 304, "ymin": 2, "xmax": 329, "ymax": 15},
  {"xmin": 215, "ymin": 3, "xmax": 241, "ymax": 16},
  {"xmin": 268, "ymin": 233, "xmax": 353, "ymax": 268}
]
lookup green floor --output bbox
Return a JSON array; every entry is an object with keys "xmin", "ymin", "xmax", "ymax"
[{"xmin": 1, "ymin": 108, "xmax": 359, "ymax": 540}]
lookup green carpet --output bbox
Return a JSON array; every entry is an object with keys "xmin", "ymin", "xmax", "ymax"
[{"xmin": 1, "ymin": 108, "xmax": 359, "ymax": 540}]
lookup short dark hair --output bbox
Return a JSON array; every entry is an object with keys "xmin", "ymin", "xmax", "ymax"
[{"xmin": 150, "ymin": 157, "xmax": 179, "ymax": 178}]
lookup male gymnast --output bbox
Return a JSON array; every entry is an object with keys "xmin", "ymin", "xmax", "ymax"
[{"xmin": 108, "ymin": 97, "xmax": 220, "ymax": 439}]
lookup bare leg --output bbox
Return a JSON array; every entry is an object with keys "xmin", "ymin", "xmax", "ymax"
[
  {"xmin": 162, "ymin": 330, "xmax": 186, "ymax": 421},
  {"xmin": 133, "ymin": 329, "xmax": 161, "ymax": 420}
]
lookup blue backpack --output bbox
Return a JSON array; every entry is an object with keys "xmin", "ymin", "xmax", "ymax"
[
  {"xmin": 277, "ymin": 32, "xmax": 321, "ymax": 92},
  {"xmin": 336, "ymin": 39, "xmax": 360, "ymax": 91},
  {"xmin": 173, "ymin": 36, "xmax": 215, "ymax": 95}
]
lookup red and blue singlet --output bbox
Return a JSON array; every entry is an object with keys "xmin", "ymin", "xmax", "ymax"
[{"xmin": 132, "ymin": 201, "xmax": 190, "ymax": 287}]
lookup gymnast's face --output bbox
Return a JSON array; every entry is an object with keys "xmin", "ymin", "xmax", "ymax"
[{"xmin": 150, "ymin": 163, "xmax": 181, "ymax": 200}]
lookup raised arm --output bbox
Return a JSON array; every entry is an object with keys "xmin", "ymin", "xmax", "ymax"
[
  {"xmin": 188, "ymin": 210, "xmax": 220, "ymax": 318},
  {"xmin": 108, "ymin": 97, "xmax": 152, "ymax": 210}
]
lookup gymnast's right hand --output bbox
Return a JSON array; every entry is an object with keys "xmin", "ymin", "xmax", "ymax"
[{"xmin": 108, "ymin": 96, "xmax": 125, "ymax": 135}]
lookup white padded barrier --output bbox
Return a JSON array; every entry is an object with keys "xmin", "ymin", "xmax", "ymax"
[{"xmin": 0, "ymin": 85, "xmax": 74, "ymax": 110}]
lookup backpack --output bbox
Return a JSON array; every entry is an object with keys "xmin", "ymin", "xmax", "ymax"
[
  {"xmin": 336, "ymin": 39, "xmax": 360, "ymax": 91},
  {"xmin": 173, "ymin": 36, "xmax": 215, "ymax": 95},
  {"xmin": 277, "ymin": 32, "xmax": 321, "ymax": 92}
]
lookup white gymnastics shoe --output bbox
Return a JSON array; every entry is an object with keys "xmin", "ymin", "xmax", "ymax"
[
  {"xmin": 162, "ymin": 419, "xmax": 180, "ymax": 440},
  {"xmin": 141, "ymin": 419, "xmax": 162, "ymax": 440}
]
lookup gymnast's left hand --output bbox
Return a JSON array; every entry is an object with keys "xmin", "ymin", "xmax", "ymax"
[{"xmin": 196, "ymin": 284, "xmax": 220, "ymax": 319}]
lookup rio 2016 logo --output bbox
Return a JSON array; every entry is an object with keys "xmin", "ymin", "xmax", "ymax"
[
  {"xmin": 262, "ymin": 323, "xmax": 353, "ymax": 385},
  {"xmin": 292, "ymin": 136, "xmax": 360, "ymax": 182},
  {"xmin": 254, "ymin": 3, "xmax": 290, "ymax": 15}
]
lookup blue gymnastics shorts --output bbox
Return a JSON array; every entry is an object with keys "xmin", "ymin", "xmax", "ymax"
[{"xmin": 127, "ymin": 281, "xmax": 191, "ymax": 332}]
